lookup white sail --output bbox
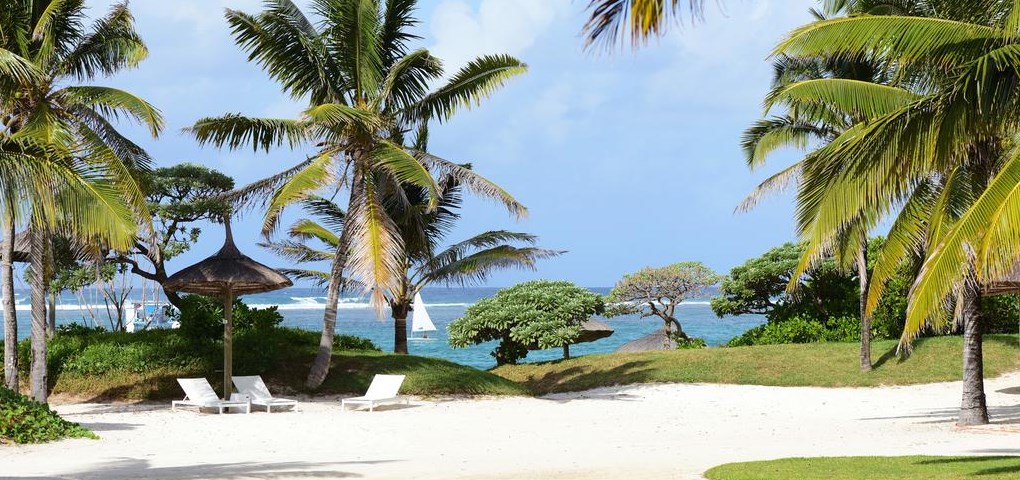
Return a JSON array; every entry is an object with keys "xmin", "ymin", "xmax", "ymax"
[{"xmin": 410, "ymin": 293, "xmax": 437, "ymax": 333}]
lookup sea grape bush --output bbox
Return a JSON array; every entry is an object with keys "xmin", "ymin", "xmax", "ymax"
[{"xmin": 0, "ymin": 387, "xmax": 96, "ymax": 444}]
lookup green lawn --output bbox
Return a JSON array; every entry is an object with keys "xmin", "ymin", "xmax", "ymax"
[
  {"xmin": 50, "ymin": 350, "xmax": 529, "ymax": 401},
  {"xmin": 492, "ymin": 335, "xmax": 1020, "ymax": 395},
  {"xmin": 704, "ymin": 457, "xmax": 1020, "ymax": 479}
]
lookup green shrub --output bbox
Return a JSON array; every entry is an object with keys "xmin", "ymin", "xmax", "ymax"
[
  {"xmin": 674, "ymin": 336, "xmax": 707, "ymax": 349},
  {"xmin": 0, "ymin": 387, "xmax": 96, "ymax": 444},
  {"xmin": 728, "ymin": 317, "xmax": 827, "ymax": 346},
  {"xmin": 173, "ymin": 295, "xmax": 223, "ymax": 342},
  {"xmin": 334, "ymin": 334, "xmax": 380, "ymax": 351}
]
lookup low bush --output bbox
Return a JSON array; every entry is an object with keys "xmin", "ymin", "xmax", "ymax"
[
  {"xmin": 0, "ymin": 387, "xmax": 96, "ymax": 444},
  {"xmin": 334, "ymin": 334, "xmax": 380, "ymax": 351}
]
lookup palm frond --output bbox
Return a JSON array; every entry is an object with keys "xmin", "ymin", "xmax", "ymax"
[
  {"xmin": 416, "ymin": 151, "xmax": 527, "ymax": 219},
  {"xmin": 187, "ymin": 114, "xmax": 307, "ymax": 152},
  {"xmin": 410, "ymin": 54, "xmax": 526, "ymax": 123},
  {"xmin": 262, "ymin": 149, "xmax": 337, "ymax": 235},
  {"xmin": 58, "ymin": 85, "xmax": 164, "ymax": 135}
]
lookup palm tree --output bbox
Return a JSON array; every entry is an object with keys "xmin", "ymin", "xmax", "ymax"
[
  {"xmin": 741, "ymin": 3, "xmax": 941, "ymax": 371},
  {"xmin": 583, "ymin": 0, "xmax": 707, "ymax": 49},
  {"xmin": 190, "ymin": 0, "xmax": 526, "ymax": 388},
  {"xmin": 264, "ymin": 174, "xmax": 560, "ymax": 354},
  {"xmin": 770, "ymin": 1, "xmax": 1015, "ymax": 425},
  {"xmin": 0, "ymin": 1, "xmax": 162, "ymax": 401}
]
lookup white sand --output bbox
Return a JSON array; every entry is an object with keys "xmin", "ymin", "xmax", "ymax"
[{"xmin": 4, "ymin": 374, "xmax": 1020, "ymax": 480}]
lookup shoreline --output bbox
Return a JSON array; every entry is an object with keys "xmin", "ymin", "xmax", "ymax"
[{"xmin": 5, "ymin": 375, "xmax": 1020, "ymax": 479}]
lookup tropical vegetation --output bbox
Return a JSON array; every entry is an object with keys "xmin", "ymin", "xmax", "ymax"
[
  {"xmin": 0, "ymin": 0, "xmax": 161, "ymax": 403},
  {"xmin": 262, "ymin": 173, "xmax": 558, "ymax": 355},
  {"xmin": 188, "ymin": 0, "xmax": 528, "ymax": 388},
  {"xmin": 0, "ymin": 386, "xmax": 96, "ymax": 444},
  {"xmin": 448, "ymin": 280, "xmax": 606, "ymax": 365},
  {"xmin": 0, "ymin": 298, "xmax": 526, "ymax": 402},
  {"xmin": 764, "ymin": 0, "xmax": 1020, "ymax": 426}
]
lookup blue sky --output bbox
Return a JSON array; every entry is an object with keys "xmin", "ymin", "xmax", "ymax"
[{"xmin": 78, "ymin": 0, "xmax": 817, "ymax": 288}]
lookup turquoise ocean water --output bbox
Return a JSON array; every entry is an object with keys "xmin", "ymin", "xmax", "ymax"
[{"xmin": 2, "ymin": 287, "xmax": 765, "ymax": 370}]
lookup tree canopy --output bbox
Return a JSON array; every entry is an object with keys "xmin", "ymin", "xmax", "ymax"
[
  {"xmin": 448, "ymin": 281, "xmax": 605, "ymax": 365},
  {"xmin": 608, "ymin": 261, "xmax": 720, "ymax": 340}
]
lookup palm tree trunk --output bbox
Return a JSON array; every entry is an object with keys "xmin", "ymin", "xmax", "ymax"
[
  {"xmin": 857, "ymin": 240, "xmax": 872, "ymax": 372},
  {"xmin": 392, "ymin": 301, "xmax": 409, "ymax": 354},
  {"xmin": 959, "ymin": 281, "xmax": 988, "ymax": 426},
  {"xmin": 29, "ymin": 227, "xmax": 47, "ymax": 402},
  {"xmin": 3, "ymin": 215, "xmax": 18, "ymax": 392},
  {"xmin": 305, "ymin": 255, "xmax": 344, "ymax": 389}
]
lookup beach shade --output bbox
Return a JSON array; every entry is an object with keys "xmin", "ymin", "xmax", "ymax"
[
  {"xmin": 164, "ymin": 219, "xmax": 292, "ymax": 399},
  {"xmin": 9, "ymin": 231, "xmax": 30, "ymax": 263},
  {"xmin": 984, "ymin": 262, "xmax": 1020, "ymax": 296},
  {"xmin": 984, "ymin": 263, "xmax": 1020, "ymax": 337},
  {"xmin": 615, "ymin": 330, "xmax": 677, "ymax": 353},
  {"xmin": 529, "ymin": 318, "xmax": 614, "ymax": 359}
]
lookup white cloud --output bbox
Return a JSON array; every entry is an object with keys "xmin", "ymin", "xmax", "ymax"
[{"xmin": 429, "ymin": 0, "xmax": 570, "ymax": 70}]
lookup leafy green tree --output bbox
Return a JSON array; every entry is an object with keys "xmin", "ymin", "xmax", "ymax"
[
  {"xmin": 710, "ymin": 242, "xmax": 858, "ymax": 323},
  {"xmin": 191, "ymin": 0, "xmax": 526, "ymax": 388},
  {"xmin": 114, "ymin": 163, "xmax": 234, "ymax": 307},
  {"xmin": 608, "ymin": 262, "xmax": 720, "ymax": 342},
  {"xmin": 448, "ymin": 281, "xmax": 605, "ymax": 365},
  {"xmin": 0, "ymin": 1, "xmax": 161, "ymax": 401}
]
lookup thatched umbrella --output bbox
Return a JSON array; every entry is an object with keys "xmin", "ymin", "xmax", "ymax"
[
  {"xmin": 10, "ymin": 231, "xmax": 30, "ymax": 263},
  {"xmin": 984, "ymin": 263, "xmax": 1020, "ymax": 337},
  {"xmin": 164, "ymin": 220, "xmax": 292, "ymax": 399},
  {"xmin": 529, "ymin": 318, "xmax": 614, "ymax": 359},
  {"xmin": 615, "ymin": 330, "xmax": 676, "ymax": 353}
]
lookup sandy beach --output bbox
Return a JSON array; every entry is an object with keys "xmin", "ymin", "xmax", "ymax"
[{"xmin": 2, "ymin": 374, "xmax": 1020, "ymax": 480}]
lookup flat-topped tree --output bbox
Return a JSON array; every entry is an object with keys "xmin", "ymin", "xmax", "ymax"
[
  {"xmin": 448, "ymin": 281, "xmax": 606, "ymax": 365},
  {"xmin": 608, "ymin": 262, "xmax": 720, "ymax": 345},
  {"xmin": 114, "ymin": 164, "xmax": 234, "ymax": 308}
]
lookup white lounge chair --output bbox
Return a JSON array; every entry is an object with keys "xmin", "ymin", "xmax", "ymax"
[
  {"xmin": 341, "ymin": 374, "xmax": 408, "ymax": 412},
  {"xmin": 232, "ymin": 375, "xmax": 297, "ymax": 413},
  {"xmin": 171, "ymin": 378, "xmax": 250, "ymax": 414}
]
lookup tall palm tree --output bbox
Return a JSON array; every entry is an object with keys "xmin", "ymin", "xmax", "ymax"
[
  {"xmin": 742, "ymin": 3, "xmax": 943, "ymax": 371},
  {"xmin": 190, "ymin": 0, "xmax": 526, "ymax": 388},
  {"xmin": 264, "ymin": 172, "xmax": 560, "ymax": 354},
  {"xmin": 770, "ymin": 0, "xmax": 1015, "ymax": 425},
  {"xmin": 382, "ymin": 168, "xmax": 560, "ymax": 354},
  {"xmin": 0, "ymin": 1, "xmax": 162, "ymax": 401}
]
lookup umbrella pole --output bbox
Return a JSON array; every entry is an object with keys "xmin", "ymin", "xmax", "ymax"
[{"xmin": 223, "ymin": 287, "xmax": 233, "ymax": 400}]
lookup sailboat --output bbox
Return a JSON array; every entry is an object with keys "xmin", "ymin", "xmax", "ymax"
[{"xmin": 409, "ymin": 292, "xmax": 437, "ymax": 340}]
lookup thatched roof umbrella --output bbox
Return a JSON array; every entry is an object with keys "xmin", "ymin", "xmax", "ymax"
[
  {"xmin": 984, "ymin": 263, "xmax": 1020, "ymax": 337},
  {"xmin": 529, "ymin": 318, "xmax": 614, "ymax": 359},
  {"xmin": 10, "ymin": 231, "xmax": 30, "ymax": 263},
  {"xmin": 164, "ymin": 220, "xmax": 292, "ymax": 399},
  {"xmin": 615, "ymin": 330, "xmax": 677, "ymax": 353}
]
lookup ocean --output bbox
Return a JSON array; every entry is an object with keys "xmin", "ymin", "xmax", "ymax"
[{"xmin": 0, "ymin": 287, "xmax": 765, "ymax": 370}]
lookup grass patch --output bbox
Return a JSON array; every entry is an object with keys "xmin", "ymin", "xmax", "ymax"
[
  {"xmin": 704, "ymin": 456, "xmax": 1020, "ymax": 479},
  {"xmin": 492, "ymin": 335, "xmax": 1020, "ymax": 395},
  {"xmin": 17, "ymin": 328, "xmax": 528, "ymax": 401}
]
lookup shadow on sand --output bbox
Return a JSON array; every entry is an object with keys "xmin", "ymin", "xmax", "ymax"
[
  {"xmin": 519, "ymin": 360, "xmax": 655, "ymax": 402},
  {"xmin": 17, "ymin": 459, "xmax": 397, "ymax": 480},
  {"xmin": 860, "ymin": 405, "xmax": 1020, "ymax": 425}
]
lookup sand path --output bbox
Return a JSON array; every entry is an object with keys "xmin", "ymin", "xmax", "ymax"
[{"xmin": 3, "ymin": 374, "xmax": 1020, "ymax": 479}]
